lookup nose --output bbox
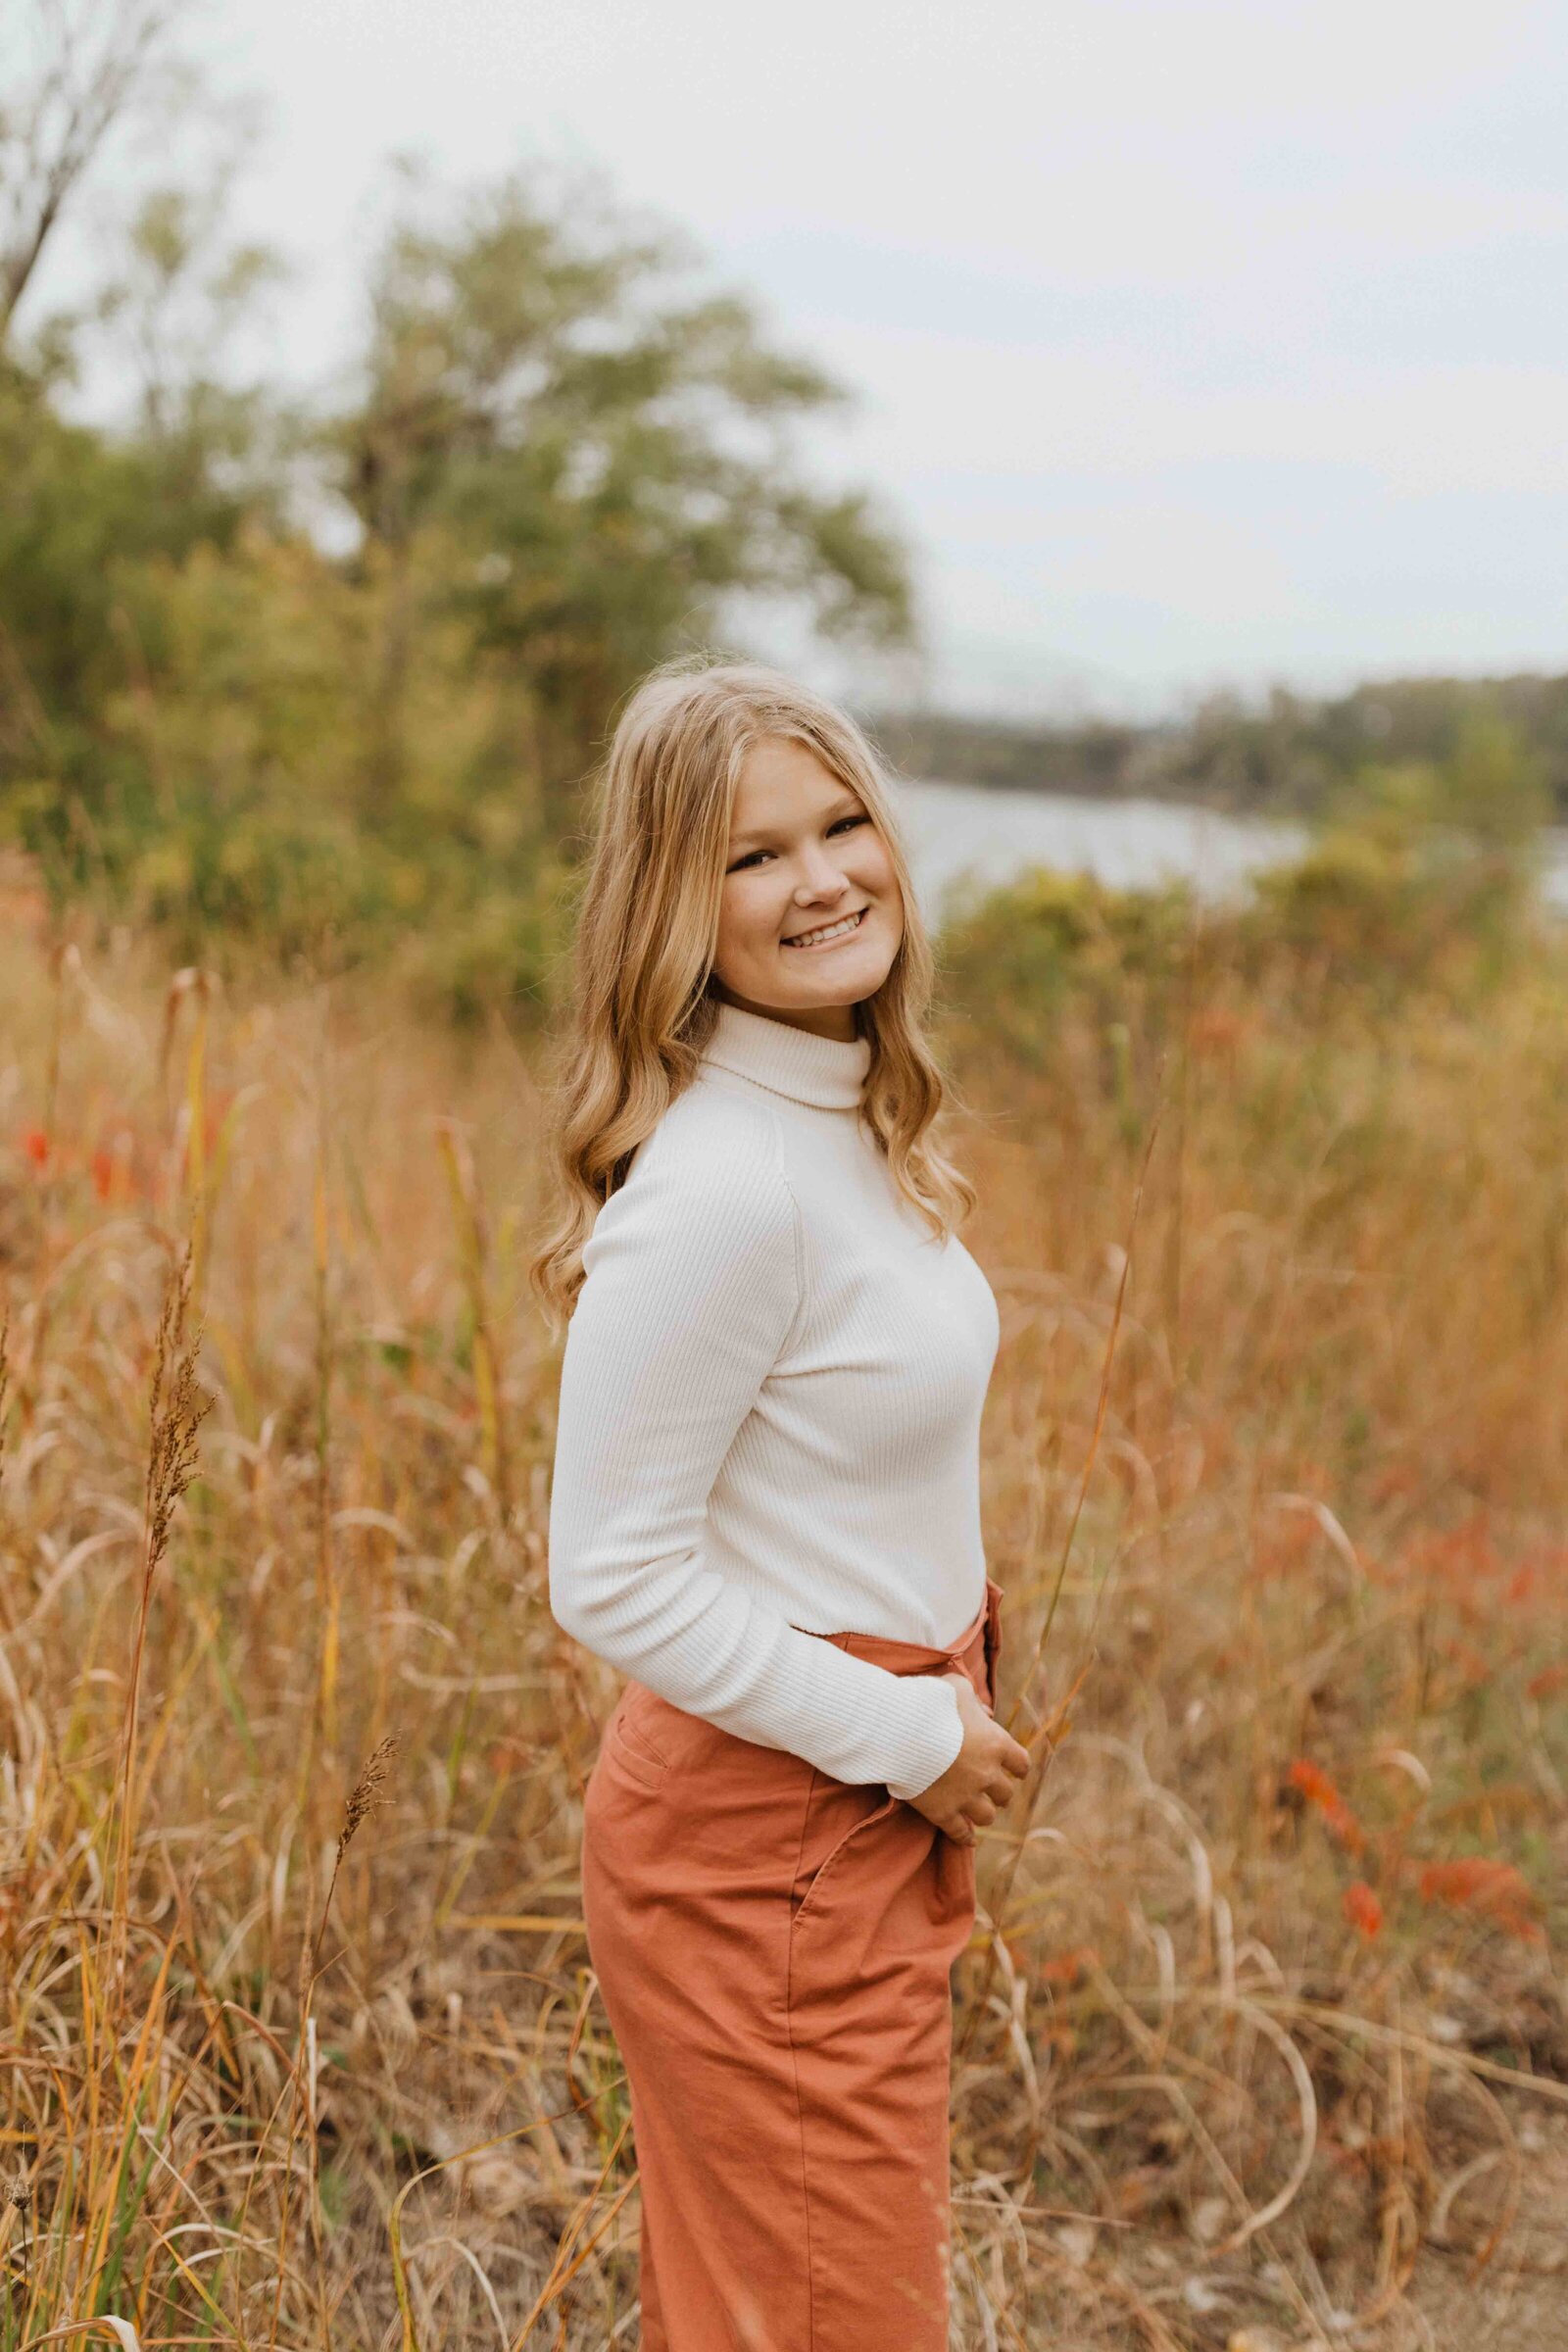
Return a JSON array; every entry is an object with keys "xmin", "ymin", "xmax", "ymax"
[{"xmin": 793, "ymin": 841, "xmax": 851, "ymax": 899}]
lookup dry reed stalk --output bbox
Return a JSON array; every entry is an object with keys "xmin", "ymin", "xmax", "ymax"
[
  {"xmin": 103, "ymin": 1245, "xmax": 211, "ymax": 2026},
  {"xmin": 274, "ymin": 992, "xmax": 343, "ymax": 1853},
  {"xmin": 959, "ymin": 1089, "xmax": 1165, "ymax": 2071},
  {"xmin": 502, "ymin": 2109, "xmax": 635, "ymax": 2352},
  {"xmin": 16, "ymin": 940, "xmax": 81, "ymax": 1401},
  {"xmin": 157, "ymin": 968, "xmax": 220, "ymax": 1302},
  {"xmin": 1, "ymin": 2168, "xmax": 34, "ymax": 2276},
  {"xmin": 0, "ymin": 1302, "xmax": 13, "ymax": 1640},
  {"xmin": 435, "ymin": 1115, "xmax": 513, "ymax": 1523},
  {"xmin": 264, "ymin": 1730, "xmax": 400, "ymax": 2352},
  {"xmin": 22, "ymin": 2321, "xmax": 146, "ymax": 2348},
  {"xmin": 311, "ymin": 1016, "xmax": 339, "ymax": 1766},
  {"xmin": 5, "ymin": 911, "xmax": 1566, "ymax": 2345},
  {"xmin": 382, "ymin": 2075, "xmax": 633, "ymax": 2352}
]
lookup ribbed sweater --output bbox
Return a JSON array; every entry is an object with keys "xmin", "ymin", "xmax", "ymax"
[{"xmin": 546, "ymin": 1000, "xmax": 1002, "ymax": 1798}]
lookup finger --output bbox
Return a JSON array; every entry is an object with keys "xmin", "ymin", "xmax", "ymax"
[
  {"xmin": 964, "ymin": 1795, "xmax": 998, "ymax": 1829},
  {"xmin": 980, "ymin": 1739, "xmax": 1028, "ymax": 1782}
]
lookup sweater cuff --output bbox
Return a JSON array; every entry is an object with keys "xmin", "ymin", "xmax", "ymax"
[{"xmin": 881, "ymin": 1673, "xmax": 965, "ymax": 1801}]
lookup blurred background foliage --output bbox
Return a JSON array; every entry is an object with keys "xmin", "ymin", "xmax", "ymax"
[
  {"xmin": 0, "ymin": 6, "xmax": 914, "ymax": 1015},
  {"xmin": 939, "ymin": 710, "xmax": 1557, "ymax": 1102},
  {"xmin": 0, "ymin": 0, "xmax": 1562, "ymax": 1027}
]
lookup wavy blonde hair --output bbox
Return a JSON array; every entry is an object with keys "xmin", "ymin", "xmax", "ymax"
[{"xmin": 526, "ymin": 654, "xmax": 977, "ymax": 1338}]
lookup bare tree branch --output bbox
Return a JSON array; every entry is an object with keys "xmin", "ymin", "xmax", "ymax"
[{"xmin": 0, "ymin": 0, "xmax": 190, "ymax": 343}]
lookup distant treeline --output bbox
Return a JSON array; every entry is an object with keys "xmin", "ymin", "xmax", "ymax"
[{"xmin": 869, "ymin": 673, "xmax": 1568, "ymax": 817}]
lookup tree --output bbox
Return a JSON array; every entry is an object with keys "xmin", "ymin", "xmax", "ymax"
[
  {"xmin": 0, "ymin": 0, "xmax": 191, "ymax": 345},
  {"xmin": 0, "ymin": 147, "xmax": 291, "ymax": 805},
  {"xmin": 324, "ymin": 159, "xmax": 916, "ymax": 829},
  {"xmin": 1, "ymin": 126, "xmax": 921, "ymax": 1010}
]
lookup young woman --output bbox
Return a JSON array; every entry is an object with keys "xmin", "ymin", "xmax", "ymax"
[{"xmin": 530, "ymin": 656, "xmax": 1030, "ymax": 2352}]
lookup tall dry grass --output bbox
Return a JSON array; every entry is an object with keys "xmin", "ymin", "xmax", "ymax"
[{"xmin": 1, "ymin": 874, "xmax": 1565, "ymax": 2351}]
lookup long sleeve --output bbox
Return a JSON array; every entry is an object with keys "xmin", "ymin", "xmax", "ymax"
[{"xmin": 547, "ymin": 1112, "xmax": 965, "ymax": 1799}]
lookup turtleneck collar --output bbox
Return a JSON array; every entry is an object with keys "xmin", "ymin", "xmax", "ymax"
[{"xmin": 699, "ymin": 1000, "xmax": 870, "ymax": 1111}]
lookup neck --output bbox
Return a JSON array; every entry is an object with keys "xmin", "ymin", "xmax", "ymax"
[{"xmin": 699, "ymin": 999, "xmax": 870, "ymax": 1111}]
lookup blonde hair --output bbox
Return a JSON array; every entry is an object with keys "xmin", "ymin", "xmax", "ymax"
[{"xmin": 526, "ymin": 654, "xmax": 977, "ymax": 1338}]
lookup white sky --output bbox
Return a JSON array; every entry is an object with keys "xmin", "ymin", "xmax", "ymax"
[{"xmin": 56, "ymin": 0, "xmax": 1568, "ymax": 719}]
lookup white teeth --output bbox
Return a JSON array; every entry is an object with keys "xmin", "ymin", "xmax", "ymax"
[{"xmin": 783, "ymin": 908, "xmax": 864, "ymax": 949}]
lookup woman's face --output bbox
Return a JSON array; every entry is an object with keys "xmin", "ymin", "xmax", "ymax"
[{"xmin": 710, "ymin": 735, "xmax": 903, "ymax": 1041}]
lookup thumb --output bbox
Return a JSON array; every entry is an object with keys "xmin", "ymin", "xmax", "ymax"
[{"xmin": 942, "ymin": 1666, "xmax": 994, "ymax": 1721}]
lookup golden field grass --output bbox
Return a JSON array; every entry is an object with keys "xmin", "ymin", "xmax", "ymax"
[{"xmin": 2, "ymin": 858, "xmax": 1567, "ymax": 2352}]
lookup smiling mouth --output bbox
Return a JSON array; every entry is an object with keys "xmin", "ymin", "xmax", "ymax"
[{"xmin": 781, "ymin": 906, "xmax": 867, "ymax": 950}]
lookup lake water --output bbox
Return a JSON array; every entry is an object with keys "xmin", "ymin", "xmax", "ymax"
[{"xmin": 892, "ymin": 778, "xmax": 1568, "ymax": 926}]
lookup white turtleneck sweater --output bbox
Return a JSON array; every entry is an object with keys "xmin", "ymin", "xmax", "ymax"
[{"xmin": 546, "ymin": 1001, "xmax": 1002, "ymax": 1799}]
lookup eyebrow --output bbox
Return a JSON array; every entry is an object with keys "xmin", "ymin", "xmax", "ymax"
[{"xmin": 728, "ymin": 791, "xmax": 865, "ymax": 854}]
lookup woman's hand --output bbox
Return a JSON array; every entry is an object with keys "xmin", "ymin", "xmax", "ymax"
[{"xmin": 905, "ymin": 1670, "xmax": 1031, "ymax": 1845}]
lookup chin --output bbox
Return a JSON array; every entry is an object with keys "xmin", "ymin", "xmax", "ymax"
[{"xmin": 780, "ymin": 960, "xmax": 880, "ymax": 997}]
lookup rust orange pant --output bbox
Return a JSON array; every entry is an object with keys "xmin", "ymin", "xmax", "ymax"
[{"xmin": 580, "ymin": 1575, "xmax": 1004, "ymax": 2352}]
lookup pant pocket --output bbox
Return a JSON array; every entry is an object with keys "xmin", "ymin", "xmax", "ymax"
[
  {"xmin": 603, "ymin": 1690, "xmax": 671, "ymax": 1794},
  {"xmin": 790, "ymin": 1788, "xmax": 902, "ymax": 1931}
]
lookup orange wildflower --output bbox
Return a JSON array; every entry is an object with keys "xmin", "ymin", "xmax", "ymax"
[
  {"xmin": 21, "ymin": 1127, "xmax": 50, "ymax": 1169},
  {"xmin": 90, "ymin": 1132, "xmax": 142, "ymax": 1204},
  {"xmin": 1040, "ymin": 1944, "xmax": 1099, "ymax": 1988},
  {"xmin": 1189, "ymin": 1004, "xmax": 1250, "ymax": 1058},
  {"xmin": 1342, "ymin": 1881, "xmax": 1384, "ymax": 1938},
  {"xmin": 1417, "ymin": 1857, "xmax": 1543, "ymax": 1943},
  {"xmin": 1286, "ymin": 1757, "xmax": 1368, "ymax": 1855}
]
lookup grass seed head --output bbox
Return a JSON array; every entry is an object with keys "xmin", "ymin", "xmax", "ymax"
[{"xmin": 338, "ymin": 1731, "xmax": 400, "ymax": 1863}]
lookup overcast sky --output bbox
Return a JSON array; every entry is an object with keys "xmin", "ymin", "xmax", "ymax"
[{"xmin": 67, "ymin": 0, "xmax": 1568, "ymax": 720}]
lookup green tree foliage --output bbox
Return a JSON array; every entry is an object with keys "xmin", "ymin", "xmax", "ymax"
[
  {"xmin": 1248, "ymin": 717, "xmax": 1552, "ymax": 997},
  {"xmin": 0, "ymin": 103, "xmax": 914, "ymax": 1013},
  {"xmin": 4, "ymin": 7, "xmax": 1557, "ymax": 1030},
  {"xmin": 324, "ymin": 161, "xmax": 913, "ymax": 827}
]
